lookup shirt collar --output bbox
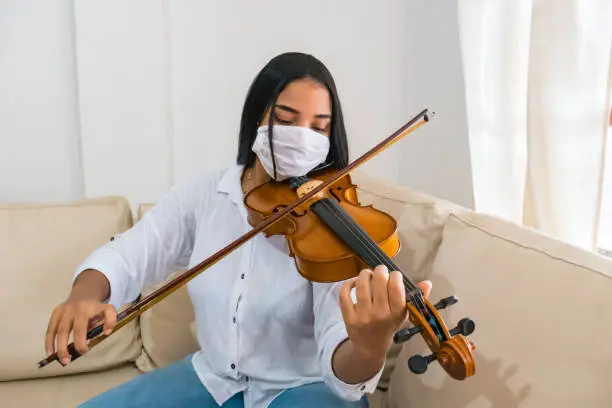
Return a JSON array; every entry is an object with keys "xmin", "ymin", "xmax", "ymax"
[{"xmin": 217, "ymin": 164, "xmax": 246, "ymax": 205}]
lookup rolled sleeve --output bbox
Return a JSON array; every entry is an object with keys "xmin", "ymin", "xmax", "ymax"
[
  {"xmin": 319, "ymin": 320, "xmax": 385, "ymax": 400},
  {"xmin": 312, "ymin": 282, "xmax": 385, "ymax": 401},
  {"xmin": 73, "ymin": 239, "xmax": 137, "ymax": 309}
]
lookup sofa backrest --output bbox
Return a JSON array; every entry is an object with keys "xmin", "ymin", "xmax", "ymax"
[
  {"xmin": 0, "ymin": 197, "xmax": 142, "ymax": 381},
  {"xmin": 389, "ymin": 210, "xmax": 612, "ymax": 407}
]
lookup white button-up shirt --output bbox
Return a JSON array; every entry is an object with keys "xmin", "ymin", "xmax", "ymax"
[{"xmin": 75, "ymin": 164, "xmax": 383, "ymax": 408}]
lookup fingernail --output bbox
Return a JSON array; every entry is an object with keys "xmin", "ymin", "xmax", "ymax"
[{"xmin": 61, "ymin": 358, "xmax": 70, "ymax": 365}]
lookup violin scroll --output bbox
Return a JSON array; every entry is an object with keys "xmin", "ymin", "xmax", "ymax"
[{"xmin": 394, "ymin": 293, "xmax": 476, "ymax": 380}]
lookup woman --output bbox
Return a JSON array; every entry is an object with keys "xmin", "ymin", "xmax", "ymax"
[{"xmin": 45, "ymin": 52, "xmax": 431, "ymax": 408}]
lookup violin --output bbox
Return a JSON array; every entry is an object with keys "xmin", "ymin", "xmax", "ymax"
[{"xmin": 37, "ymin": 108, "xmax": 476, "ymax": 381}]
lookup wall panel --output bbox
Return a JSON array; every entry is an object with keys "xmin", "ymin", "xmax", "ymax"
[
  {"xmin": 73, "ymin": 0, "xmax": 171, "ymax": 208},
  {"xmin": 400, "ymin": 0, "xmax": 474, "ymax": 209},
  {"xmin": 0, "ymin": 0, "xmax": 83, "ymax": 203}
]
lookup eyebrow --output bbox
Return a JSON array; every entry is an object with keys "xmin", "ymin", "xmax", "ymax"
[{"xmin": 275, "ymin": 104, "xmax": 331, "ymax": 119}]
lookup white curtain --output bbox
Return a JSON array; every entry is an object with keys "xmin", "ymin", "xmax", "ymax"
[{"xmin": 459, "ymin": 0, "xmax": 612, "ymax": 250}]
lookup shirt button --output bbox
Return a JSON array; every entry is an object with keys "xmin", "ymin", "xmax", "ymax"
[
  {"xmin": 241, "ymin": 274, "xmax": 245, "ymax": 279},
  {"xmin": 231, "ymin": 363, "xmax": 236, "ymax": 369},
  {"xmin": 233, "ymin": 317, "xmax": 236, "ymax": 323},
  {"xmin": 360, "ymin": 385, "xmax": 366, "ymax": 391}
]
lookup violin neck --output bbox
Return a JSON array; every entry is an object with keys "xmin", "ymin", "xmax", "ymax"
[{"xmin": 309, "ymin": 197, "xmax": 421, "ymax": 294}]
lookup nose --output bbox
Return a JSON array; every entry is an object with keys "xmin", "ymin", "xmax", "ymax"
[{"xmin": 296, "ymin": 117, "xmax": 311, "ymax": 128}]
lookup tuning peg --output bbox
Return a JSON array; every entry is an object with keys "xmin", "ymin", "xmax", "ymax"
[
  {"xmin": 433, "ymin": 295, "xmax": 458, "ymax": 310},
  {"xmin": 408, "ymin": 353, "xmax": 437, "ymax": 374},
  {"xmin": 393, "ymin": 325, "xmax": 422, "ymax": 344},
  {"xmin": 449, "ymin": 318, "xmax": 475, "ymax": 337}
]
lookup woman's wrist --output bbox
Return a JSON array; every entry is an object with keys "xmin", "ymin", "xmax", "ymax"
[
  {"xmin": 332, "ymin": 338, "xmax": 387, "ymax": 385},
  {"xmin": 69, "ymin": 269, "xmax": 110, "ymax": 303},
  {"xmin": 347, "ymin": 339, "xmax": 387, "ymax": 369}
]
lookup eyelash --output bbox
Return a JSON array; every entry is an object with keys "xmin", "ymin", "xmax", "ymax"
[{"xmin": 274, "ymin": 115, "xmax": 327, "ymax": 133}]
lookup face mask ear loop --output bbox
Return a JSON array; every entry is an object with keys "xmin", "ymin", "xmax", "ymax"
[
  {"xmin": 267, "ymin": 92, "xmax": 281, "ymax": 181},
  {"xmin": 268, "ymin": 119, "xmax": 277, "ymax": 181}
]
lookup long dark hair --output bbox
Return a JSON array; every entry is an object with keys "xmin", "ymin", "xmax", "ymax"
[{"xmin": 236, "ymin": 52, "xmax": 349, "ymax": 174}]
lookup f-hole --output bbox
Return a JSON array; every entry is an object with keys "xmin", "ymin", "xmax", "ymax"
[
  {"xmin": 328, "ymin": 186, "xmax": 343, "ymax": 202},
  {"xmin": 273, "ymin": 205, "xmax": 307, "ymax": 218}
]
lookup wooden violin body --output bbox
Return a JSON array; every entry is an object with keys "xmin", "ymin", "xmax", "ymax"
[
  {"xmin": 244, "ymin": 170, "xmax": 400, "ymax": 282},
  {"xmin": 244, "ymin": 168, "xmax": 476, "ymax": 381}
]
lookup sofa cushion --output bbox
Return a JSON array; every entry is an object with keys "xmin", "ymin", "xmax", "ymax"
[
  {"xmin": 387, "ymin": 211, "xmax": 612, "ymax": 407},
  {"xmin": 0, "ymin": 197, "xmax": 143, "ymax": 381},
  {"xmin": 0, "ymin": 363, "xmax": 140, "ymax": 408},
  {"xmin": 135, "ymin": 272, "xmax": 200, "ymax": 372}
]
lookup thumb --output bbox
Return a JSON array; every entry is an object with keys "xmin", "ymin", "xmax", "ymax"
[{"xmin": 417, "ymin": 280, "xmax": 432, "ymax": 298}]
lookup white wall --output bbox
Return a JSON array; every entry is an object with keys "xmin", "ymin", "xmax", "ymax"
[
  {"xmin": 398, "ymin": 1, "xmax": 474, "ymax": 208},
  {"xmin": 0, "ymin": 0, "xmax": 83, "ymax": 203},
  {"xmin": 73, "ymin": 0, "xmax": 171, "ymax": 205},
  {"xmin": 167, "ymin": 1, "xmax": 416, "ymax": 188},
  {"xmin": 0, "ymin": 0, "xmax": 474, "ymax": 209}
]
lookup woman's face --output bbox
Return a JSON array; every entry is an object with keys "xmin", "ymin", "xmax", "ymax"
[{"xmin": 260, "ymin": 77, "xmax": 332, "ymax": 136}]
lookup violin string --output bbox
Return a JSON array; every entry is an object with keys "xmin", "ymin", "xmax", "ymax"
[
  {"xmin": 323, "ymin": 200, "xmax": 442, "ymax": 341},
  {"xmin": 318, "ymin": 199, "xmax": 400, "ymax": 276},
  {"xmin": 317, "ymin": 200, "xmax": 412, "ymax": 286},
  {"xmin": 318, "ymin": 199, "xmax": 429, "ymax": 313},
  {"xmin": 316, "ymin": 198, "xmax": 445, "ymax": 342},
  {"xmin": 320, "ymin": 198, "xmax": 423, "ymax": 305}
]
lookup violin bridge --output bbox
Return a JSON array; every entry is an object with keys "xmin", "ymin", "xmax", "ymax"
[{"xmin": 296, "ymin": 180, "xmax": 325, "ymax": 200}]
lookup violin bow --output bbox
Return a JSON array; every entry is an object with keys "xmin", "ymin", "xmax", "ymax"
[{"xmin": 37, "ymin": 109, "xmax": 432, "ymax": 368}]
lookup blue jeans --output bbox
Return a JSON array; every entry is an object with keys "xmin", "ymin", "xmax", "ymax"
[{"xmin": 79, "ymin": 355, "xmax": 369, "ymax": 407}]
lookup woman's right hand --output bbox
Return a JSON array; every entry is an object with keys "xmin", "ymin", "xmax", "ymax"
[{"xmin": 45, "ymin": 296, "xmax": 117, "ymax": 365}]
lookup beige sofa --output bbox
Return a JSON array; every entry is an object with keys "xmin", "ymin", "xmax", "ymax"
[{"xmin": 2, "ymin": 172, "xmax": 612, "ymax": 408}]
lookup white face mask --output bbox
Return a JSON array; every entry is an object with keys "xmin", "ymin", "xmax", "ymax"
[{"xmin": 251, "ymin": 124, "xmax": 330, "ymax": 181}]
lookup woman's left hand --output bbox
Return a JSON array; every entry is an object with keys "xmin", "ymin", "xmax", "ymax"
[{"xmin": 339, "ymin": 265, "xmax": 432, "ymax": 362}]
